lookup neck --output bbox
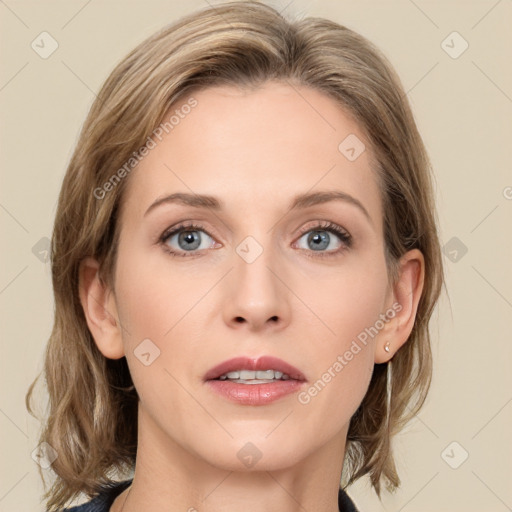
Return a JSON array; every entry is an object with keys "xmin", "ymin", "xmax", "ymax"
[{"xmin": 113, "ymin": 405, "xmax": 348, "ymax": 512}]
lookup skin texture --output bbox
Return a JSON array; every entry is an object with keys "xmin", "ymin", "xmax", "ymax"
[{"xmin": 79, "ymin": 81, "xmax": 424, "ymax": 512}]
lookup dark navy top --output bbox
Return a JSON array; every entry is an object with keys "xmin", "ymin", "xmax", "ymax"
[{"xmin": 59, "ymin": 478, "xmax": 360, "ymax": 511}]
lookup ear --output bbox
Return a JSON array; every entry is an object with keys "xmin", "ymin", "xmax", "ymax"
[
  {"xmin": 374, "ymin": 248, "xmax": 425, "ymax": 364},
  {"xmin": 78, "ymin": 257, "xmax": 125, "ymax": 359}
]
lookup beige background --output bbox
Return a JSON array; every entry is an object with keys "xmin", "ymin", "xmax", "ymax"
[{"xmin": 1, "ymin": 1, "xmax": 511, "ymax": 511}]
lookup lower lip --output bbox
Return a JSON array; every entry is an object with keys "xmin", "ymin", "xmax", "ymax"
[{"xmin": 206, "ymin": 379, "xmax": 305, "ymax": 405}]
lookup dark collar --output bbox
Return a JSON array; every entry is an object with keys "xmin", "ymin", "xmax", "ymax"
[{"xmin": 339, "ymin": 485, "xmax": 360, "ymax": 511}]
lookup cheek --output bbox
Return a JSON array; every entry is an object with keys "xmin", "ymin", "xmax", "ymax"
[
  {"xmin": 298, "ymin": 255, "xmax": 389, "ymax": 346},
  {"xmin": 112, "ymin": 253, "xmax": 201, "ymax": 429},
  {"xmin": 114, "ymin": 246, "xmax": 201, "ymax": 343},
  {"xmin": 292, "ymin": 258, "xmax": 387, "ymax": 417},
  {"xmin": 113, "ymin": 246, "xmax": 212, "ymax": 394},
  {"xmin": 294, "ymin": 285, "xmax": 380, "ymax": 445}
]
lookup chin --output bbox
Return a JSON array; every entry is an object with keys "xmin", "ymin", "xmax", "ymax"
[{"xmin": 196, "ymin": 435, "xmax": 307, "ymax": 473}]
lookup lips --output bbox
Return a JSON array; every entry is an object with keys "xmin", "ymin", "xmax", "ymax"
[{"xmin": 204, "ymin": 355, "xmax": 307, "ymax": 382}]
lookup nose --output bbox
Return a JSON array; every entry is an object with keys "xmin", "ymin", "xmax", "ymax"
[{"xmin": 222, "ymin": 240, "xmax": 291, "ymax": 332}]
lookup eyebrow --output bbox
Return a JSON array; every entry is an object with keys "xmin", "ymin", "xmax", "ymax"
[{"xmin": 143, "ymin": 190, "xmax": 372, "ymax": 225}]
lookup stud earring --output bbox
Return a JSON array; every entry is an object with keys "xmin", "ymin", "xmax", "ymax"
[{"xmin": 384, "ymin": 341, "xmax": 391, "ymax": 353}]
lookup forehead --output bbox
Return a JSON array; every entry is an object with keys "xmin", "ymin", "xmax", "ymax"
[{"xmin": 120, "ymin": 81, "xmax": 382, "ymax": 229}]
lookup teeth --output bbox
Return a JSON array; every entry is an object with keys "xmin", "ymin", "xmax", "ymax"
[
  {"xmin": 217, "ymin": 369, "xmax": 291, "ymax": 381},
  {"xmin": 256, "ymin": 370, "xmax": 273, "ymax": 379}
]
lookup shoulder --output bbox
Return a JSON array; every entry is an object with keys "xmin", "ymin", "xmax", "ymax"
[
  {"xmin": 338, "ymin": 486, "xmax": 360, "ymax": 512},
  {"xmin": 56, "ymin": 479, "xmax": 132, "ymax": 512}
]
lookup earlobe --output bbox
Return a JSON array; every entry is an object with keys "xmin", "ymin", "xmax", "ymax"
[
  {"xmin": 78, "ymin": 257, "xmax": 125, "ymax": 359},
  {"xmin": 374, "ymin": 249, "xmax": 425, "ymax": 364}
]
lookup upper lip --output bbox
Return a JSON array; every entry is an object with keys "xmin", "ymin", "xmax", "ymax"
[{"xmin": 204, "ymin": 356, "xmax": 307, "ymax": 381}]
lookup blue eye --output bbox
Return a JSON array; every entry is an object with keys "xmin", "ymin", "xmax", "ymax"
[
  {"xmin": 159, "ymin": 221, "xmax": 352, "ymax": 258},
  {"xmin": 160, "ymin": 223, "xmax": 217, "ymax": 257},
  {"xmin": 294, "ymin": 221, "xmax": 352, "ymax": 257}
]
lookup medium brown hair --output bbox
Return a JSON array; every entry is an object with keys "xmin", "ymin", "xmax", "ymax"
[{"xmin": 26, "ymin": 1, "xmax": 445, "ymax": 509}]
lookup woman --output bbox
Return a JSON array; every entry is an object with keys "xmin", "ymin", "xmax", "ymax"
[{"xmin": 26, "ymin": 1, "xmax": 444, "ymax": 511}]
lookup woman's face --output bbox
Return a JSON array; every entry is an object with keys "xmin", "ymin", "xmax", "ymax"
[{"xmin": 109, "ymin": 81, "xmax": 398, "ymax": 471}]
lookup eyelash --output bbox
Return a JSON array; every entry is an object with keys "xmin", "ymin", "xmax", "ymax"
[{"xmin": 158, "ymin": 220, "xmax": 352, "ymax": 259}]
